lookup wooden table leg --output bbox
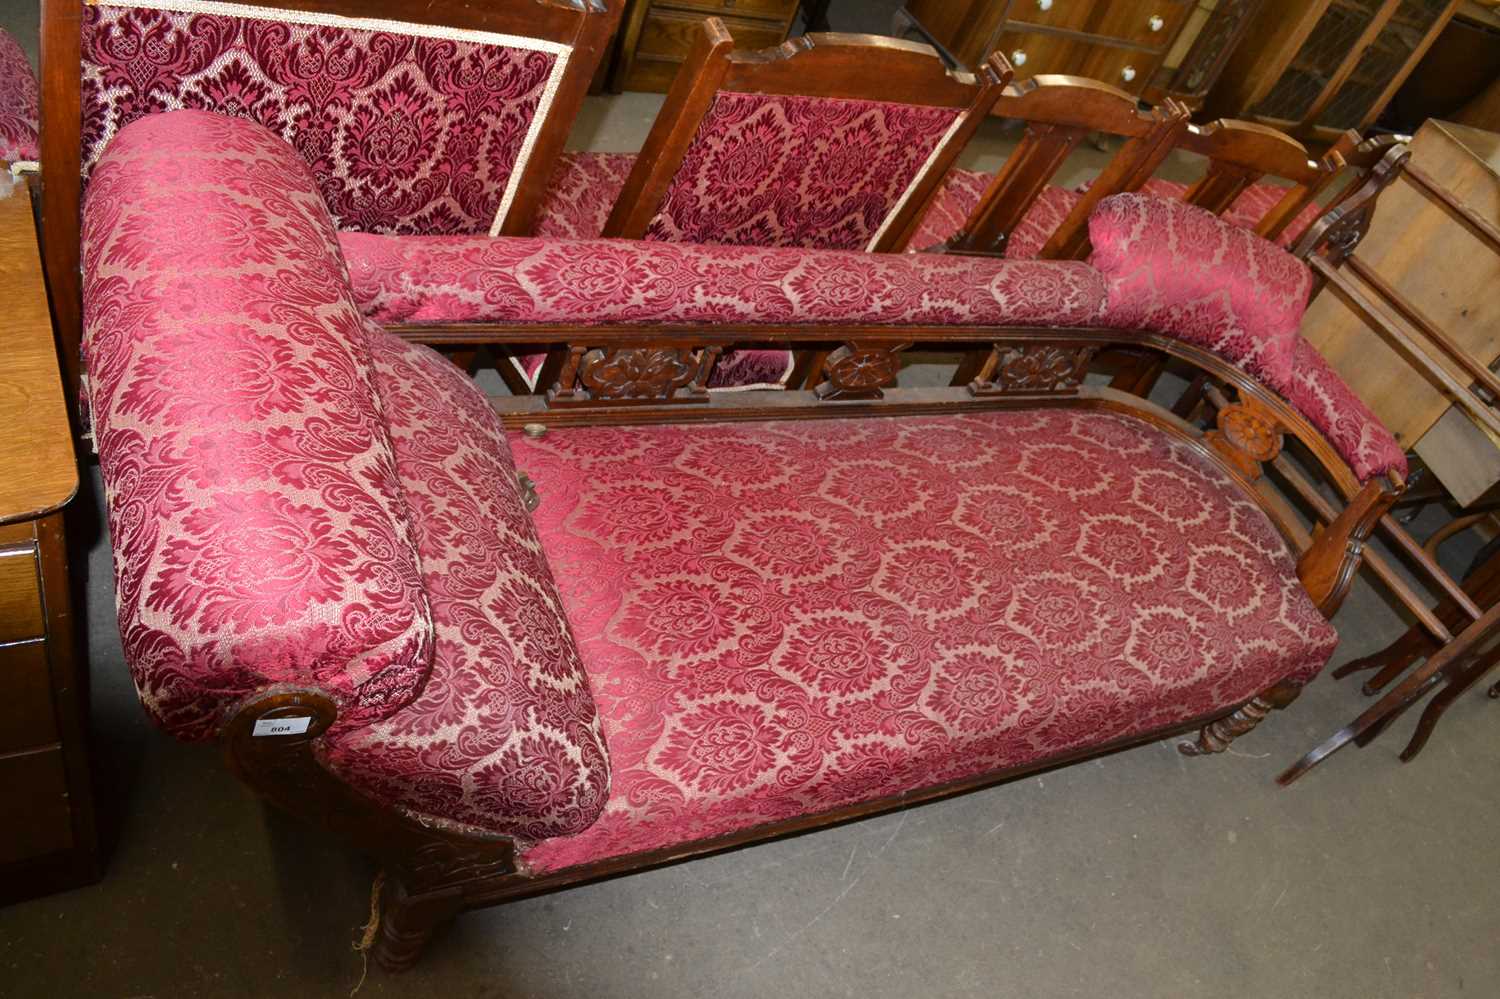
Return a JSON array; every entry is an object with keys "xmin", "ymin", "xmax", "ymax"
[
  {"xmin": 1279, "ymin": 601, "xmax": 1500, "ymax": 785},
  {"xmin": 1399, "ymin": 641, "xmax": 1500, "ymax": 762}
]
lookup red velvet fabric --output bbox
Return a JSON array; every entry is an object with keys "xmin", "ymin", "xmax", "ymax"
[
  {"xmin": 1134, "ymin": 178, "xmax": 1323, "ymax": 248},
  {"xmin": 905, "ymin": 174, "xmax": 1083, "ymax": 259},
  {"xmin": 514, "ymin": 410, "xmax": 1338, "ymax": 873},
  {"xmin": 82, "ymin": 110, "xmax": 433, "ymax": 740},
  {"xmin": 534, "ymin": 150, "xmax": 634, "ymax": 239},
  {"xmin": 1087, "ymin": 193, "xmax": 1405, "ymax": 482},
  {"xmin": 320, "ymin": 332, "xmax": 610, "ymax": 839},
  {"xmin": 647, "ymin": 91, "xmax": 960, "ymax": 251},
  {"xmin": 337, "ymin": 230, "xmax": 1108, "ymax": 328},
  {"xmin": 83, "ymin": 3, "xmax": 563, "ymax": 234},
  {"xmin": 0, "ymin": 27, "xmax": 38, "ymax": 162}
]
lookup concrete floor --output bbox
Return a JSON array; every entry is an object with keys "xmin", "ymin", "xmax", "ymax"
[{"xmin": 3, "ymin": 1, "xmax": 1500, "ymax": 996}]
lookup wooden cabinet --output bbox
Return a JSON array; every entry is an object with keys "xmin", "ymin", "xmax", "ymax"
[
  {"xmin": 1207, "ymin": 0, "xmax": 1462, "ymax": 143},
  {"xmin": 611, "ymin": 0, "xmax": 800, "ymax": 93},
  {"xmin": 904, "ymin": 0, "xmax": 1199, "ymax": 100},
  {"xmin": 0, "ymin": 179, "xmax": 98, "ymax": 905}
]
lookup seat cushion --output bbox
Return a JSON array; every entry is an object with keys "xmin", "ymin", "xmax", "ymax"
[
  {"xmin": 337, "ymin": 230, "xmax": 1107, "ymax": 328},
  {"xmin": 1088, "ymin": 192, "xmax": 1405, "ymax": 482},
  {"xmin": 511, "ymin": 409, "xmax": 1338, "ymax": 873},
  {"xmin": 319, "ymin": 332, "xmax": 610, "ymax": 839}
]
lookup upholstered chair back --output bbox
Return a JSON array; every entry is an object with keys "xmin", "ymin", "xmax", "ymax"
[
  {"xmin": 604, "ymin": 20, "xmax": 1010, "ymax": 253},
  {"xmin": 79, "ymin": 1, "xmax": 618, "ymax": 235}
]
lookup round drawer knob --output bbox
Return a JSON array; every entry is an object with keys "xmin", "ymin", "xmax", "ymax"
[
  {"xmin": 1037, "ymin": 0, "xmax": 1053, "ymax": 10},
  {"xmin": 1120, "ymin": 65, "xmax": 1137, "ymax": 82},
  {"xmin": 1011, "ymin": 49, "xmax": 1028, "ymax": 66},
  {"xmin": 1148, "ymin": 14, "xmax": 1165, "ymax": 31}
]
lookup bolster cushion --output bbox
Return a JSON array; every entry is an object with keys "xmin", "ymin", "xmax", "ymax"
[
  {"xmin": 83, "ymin": 110, "xmax": 434, "ymax": 740},
  {"xmin": 1088, "ymin": 193, "xmax": 1406, "ymax": 483},
  {"xmin": 337, "ymin": 230, "xmax": 1109, "ymax": 328},
  {"xmin": 320, "ymin": 333, "xmax": 611, "ymax": 839}
]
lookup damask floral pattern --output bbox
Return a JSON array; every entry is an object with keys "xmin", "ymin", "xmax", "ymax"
[
  {"xmin": 82, "ymin": 110, "xmax": 434, "ymax": 740},
  {"xmin": 1133, "ymin": 178, "xmax": 1324, "ymax": 248},
  {"xmin": 336, "ymin": 229, "xmax": 1108, "ymax": 327},
  {"xmin": 82, "ymin": 2, "xmax": 568, "ymax": 234},
  {"xmin": 515, "ymin": 410, "xmax": 1338, "ymax": 873},
  {"xmin": 0, "ymin": 27, "xmax": 38, "ymax": 162},
  {"xmin": 646, "ymin": 91, "xmax": 960, "ymax": 251},
  {"xmin": 533, "ymin": 150, "xmax": 634, "ymax": 239},
  {"xmin": 1088, "ymin": 192, "xmax": 1405, "ymax": 482},
  {"xmin": 319, "ymin": 332, "xmax": 610, "ymax": 839}
]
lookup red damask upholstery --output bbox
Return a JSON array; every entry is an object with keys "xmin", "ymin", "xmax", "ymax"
[
  {"xmin": 512, "ymin": 411, "xmax": 1339, "ymax": 872},
  {"xmin": 0, "ymin": 27, "xmax": 38, "ymax": 163},
  {"xmin": 1134, "ymin": 178, "xmax": 1323, "ymax": 248},
  {"xmin": 647, "ymin": 92, "xmax": 961, "ymax": 251},
  {"xmin": 534, "ymin": 150, "xmax": 635, "ymax": 240},
  {"xmin": 83, "ymin": 3, "xmax": 572, "ymax": 234},
  {"xmin": 905, "ymin": 173, "xmax": 1083, "ymax": 259},
  {"xmin": 82, "ymin": 109, "xmax": 434, "ymax": 740},
  {"xmin": 337, "ymin": 229, "xmax": 1108, "ymax": 328},
  {"xmin": 320, "ymin": 332, "xmax": 610, "ymax": 839},
  {"xmin": 1087, "ymin": 193, "xmax": 1406, "ymax": 482}
]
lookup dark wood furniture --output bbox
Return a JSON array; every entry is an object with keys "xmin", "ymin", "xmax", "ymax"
[
  {"xmin": 36, "ymin": 0, "xmax": 623, "ymax": 411},
  {"xmin": 900, "ymin": 0, "xmax": 1202, "ymax": 101},
  {"xmin": 1206, "ymin": 0, "xmax": 1462, "ymax": 144},
  {"xmin": 609, "ymin": 0, "xmax": 800, "ymax": 92},
  {"xmin": 1155, "ymin": 0, "xmax": 1268, "ymax": 108},
  {"xmin": 603, "ymin": 22, "xmax": 1010, "ymax": 249},
  {"xmin": 0, "ymin": 177, "xmax": 97, "ymax": 905}
]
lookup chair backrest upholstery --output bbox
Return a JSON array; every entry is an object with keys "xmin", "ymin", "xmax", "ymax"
[
  {"xmin": 603, "ymin": 20, "xmax": 1010, "ymax": 252},
  {"xmin": 0, "ymin": 27, "xmax": 39, "ymax": 162},
  {"xmin": 42, "ymin": 0, "xmax": 620, "ymax": 406},
  {"xmin": 944, "ymin": 76, "xmax": 1191, "ymax": 261}
]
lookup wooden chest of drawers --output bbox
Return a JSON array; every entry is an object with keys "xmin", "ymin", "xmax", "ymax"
[
  {"xmin": 905, "ymin": 0, "xmax": 1197, "ymax": 99},
  {"xmin": 611, "ymin": 0, "xmax": 800, "ymax": 92},
  {"xmin": 0, "ymin": 179, "xmax": 98, "ymax": 905}
]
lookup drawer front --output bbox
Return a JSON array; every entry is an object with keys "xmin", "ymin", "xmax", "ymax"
[
  {"xmin": 0, "ymin": 546, "xmax": 44, "ymax": 645},
  {"xmin": 665, "ymin": 0, "xmax": 798, "ymax": 20},
  {"xmin": 1006, "ymin": 0, "xmax": 1091, "ymax": 34},
  {"xmin": 0, "ymin": 747, "xmax": 73, "ymax": 865},
  {"xmin": 995, "ymin": 31, "xmax": 1080, "ymax": 78},
  {"xmin": 1079, "ymin": 44, "xmax": 1162, "ymax": 95},
  {"xmin": 636, "ymin": 8, "xmax": 788, "ymax": 62},
  {"xmin": 0, "ymin": 642, "xmax": 58, "ymax": 753},
  {"xmin": 1090, "ymin": 2, "xmax": 1189, "ymax": 51}
]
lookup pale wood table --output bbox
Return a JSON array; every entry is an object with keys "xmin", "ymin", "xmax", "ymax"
[{"xmin": 0, "ymin": 174, "xmax": 98, "ymax": 904}]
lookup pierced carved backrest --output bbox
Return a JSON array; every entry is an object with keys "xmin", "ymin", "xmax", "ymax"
[
  {"xmin": 606, "ymin": 23, "xmax": 1009, "ymax": 252},
  {"xmin": 81, "ymin": 1, "xmax": 594, "ymax": 235}
]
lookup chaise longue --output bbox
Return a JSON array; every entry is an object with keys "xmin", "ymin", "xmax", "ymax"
[{"xmin": 80, "ymin": 101, "xmax": 1409, "ymax": 969}]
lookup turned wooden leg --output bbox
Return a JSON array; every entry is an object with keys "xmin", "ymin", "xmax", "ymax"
[
  {"xmin": 1179, "ymin": 681, "xmax": 1302, "ymax": 757},
  {"xmin": 373, "ymin": 879, "xmax": 465, "ymax": 973},
  {"xmin": 1331, "ymin": 624, "xmax": 1435, "ymax": 689}
]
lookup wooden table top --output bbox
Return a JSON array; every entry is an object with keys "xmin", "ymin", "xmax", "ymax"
[{"xmin": 0, "ymin": 176, "xmax": 77, "ymax": 524}]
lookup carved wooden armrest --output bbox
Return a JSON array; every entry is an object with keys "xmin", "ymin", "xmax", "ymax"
[{"xmin": 1295, "ymin": 473, "xmax": 1404, "ymax": 617}]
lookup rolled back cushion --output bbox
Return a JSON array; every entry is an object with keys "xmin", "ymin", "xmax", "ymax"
[
  {"xmin": 1089, "ymin": 193, "xmax": 1405, "ymax": 482},
  {"xmin": 83, "ymin": 109, "xmax": 434, "ymax": 740}
]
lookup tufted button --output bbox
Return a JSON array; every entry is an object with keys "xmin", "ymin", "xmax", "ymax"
[
  {"xmin": 1011, "ymin": 49, "xmax": 1028, "ymax": 66},
  {"xmin": 1148, "ymin": 14, "xmax": 1164, "ymax": 31},
  {"xmin": 1120, "ymin": 65, "xmax": 1137, "ymax": 82}
]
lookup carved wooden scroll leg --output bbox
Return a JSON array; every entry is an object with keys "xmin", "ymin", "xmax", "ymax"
[
  {"xmin": 374, "ymin": 880, "xmax": 465, "ymax": 972},
  {"xmin": 1179, "ymin": 680, "xmax": 1303, "ymax": 757}
]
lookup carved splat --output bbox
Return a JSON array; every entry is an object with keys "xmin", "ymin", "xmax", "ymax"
[
  {"xmin": 969, "ymin": 343, "xmax": 1095, "ymax": 397},
  {"xmin": 814, "ymin": 341, "xmax": 910, "ymax": 400},
  {"xmin": 1179, "ymin": 680, "xmax": 1302, "ymax": 756},
  {"xmin": 548, "ymin": 345, "xmax": 721, "ymax": 406}
]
